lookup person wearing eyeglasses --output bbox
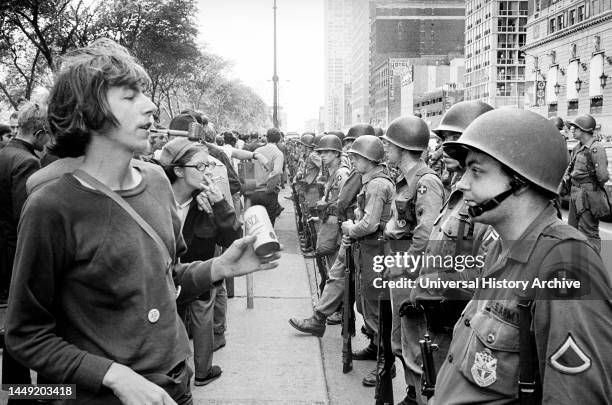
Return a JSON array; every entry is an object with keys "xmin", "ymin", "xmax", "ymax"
[
  {"xmin": 0, "ymin": 102, "xmax": 50, "ymax": 396},
  {"xmin": 158, "ymin": 138, "xmax": 242, "ymax": 388}
]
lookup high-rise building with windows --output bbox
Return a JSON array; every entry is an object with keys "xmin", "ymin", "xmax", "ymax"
[
  {"xmin": 324, "ymin": 0, "xmax": 352, "ymax": 131},
  {"xmin": 523, "ymin": 0, "xmax": 612, "ymax": 137},
  {"xmin": 464, "ymin": 0, "xmax": 529, "ymax": 107},
  {"xmin": 368, "ymin": 0, "xmax": 465, "ymax": 127}
]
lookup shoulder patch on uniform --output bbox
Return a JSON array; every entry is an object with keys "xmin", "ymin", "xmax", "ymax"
[
  {"xmin": 417, "ymin": 184, "xmax": 427, "ymax": 194},
  {"xmin": 592, "ymin": 148, "xmax": 597, "ymax": 153},
  {"xmin": 549, "ymin": 333, "xmax": 591, "ymax": 375},
  {"xmin": 337, "ymin": 174, "xmax": 343, "ymax": 182}
]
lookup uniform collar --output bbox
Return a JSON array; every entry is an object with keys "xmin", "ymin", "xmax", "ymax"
[
  {"xmin": 580, "ymin": 137, "xmax": 595, "ymax": 149},
  {"xmin": 503, "ymin": 204, "xmax": 558, "ymax": 264},
  {"xmin": 361, "ymin": 165, "xmax": 386, "ymax": 184}
]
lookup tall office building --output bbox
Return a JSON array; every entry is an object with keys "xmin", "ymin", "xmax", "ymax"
[
  {"xmin": 349, "ymin": 0, "xmax": 371, "ymax": 125},
  {"xmin": 368, "ymin": 0, "xmax": 465, "ymax": 127},
  {"xmin": 523, "ymin": 0, "xmax": 612, "ymax": 136},
  {"xmin": 324, "ymin": 0, "xmax": 352, "ymax": 131},
  {"xmin": 464, "ymin": 0, "xmax": 529, "ymax": 107}
]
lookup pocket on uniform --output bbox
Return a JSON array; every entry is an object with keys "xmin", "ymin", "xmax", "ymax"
[
  {"xmin": 458, "ymin": 308, "xmax": 520, "ymax": 398},
  {"xmin": 316, "ymin": 220, "xmax": 340, "ymax": 255}
]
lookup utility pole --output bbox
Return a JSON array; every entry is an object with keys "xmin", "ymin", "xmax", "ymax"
[{"xmin": 272, "ymin": 0, "xmax": 279, "ymax": 129}]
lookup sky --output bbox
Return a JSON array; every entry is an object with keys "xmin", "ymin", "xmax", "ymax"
[{"xmin": 197, "ymin": 0, "xmax": 325, "ymax": 132}]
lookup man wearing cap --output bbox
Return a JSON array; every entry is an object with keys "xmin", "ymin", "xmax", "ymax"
[
  {"xmin": 560, "ymin": 113, "xmax": 609, "ymax": 252},
  {"xmin": 432, "ymin": 109, "xmax": 612, "ymax": 404}
]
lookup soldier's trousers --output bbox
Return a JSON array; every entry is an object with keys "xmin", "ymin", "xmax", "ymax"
[
  {"xmin": 568, "ymin": 195, "xmax": 602, "ymax": 252},
  {"xmin": 315, "ymin": 246, "xmax": 345, "ymax": 316},
  {"xmin": 353, "ymin": 238, "xmax": 381, "ymax": 341}
]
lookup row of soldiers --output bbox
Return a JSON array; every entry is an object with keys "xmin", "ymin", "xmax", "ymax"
[{"xmin": 286, "ymin": 102, "xmax": 612, "ymax": 405}]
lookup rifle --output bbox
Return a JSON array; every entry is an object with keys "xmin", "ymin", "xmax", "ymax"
[
  {"xmin": 307, "ymin": 213, "xmax": 328, "ymax": 295},
  {"xmin": 291, "ymin": 182, "xmax": 304, "ymax": 235},
  {"xmin": 375, "ymin": 235, "xmax": 394, "ymax": 405},
  {"xmin": 419, "ymin": 333, "xmax": 438, "ymax": 400},
  {"xmin": 341, "ymin": 238, "xmax": 355, "ymax": 373}
]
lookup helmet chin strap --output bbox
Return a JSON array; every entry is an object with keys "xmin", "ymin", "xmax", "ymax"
[{"xmin": 468, "ymin": 177, "xmax": 527, "ymax": 218}]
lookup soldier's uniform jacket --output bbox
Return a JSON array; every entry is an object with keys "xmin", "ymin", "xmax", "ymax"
[
  {"xmin": 566, "ymin": 138, "xmax": 610, "ymax": 217},
  {"xmin": 348, "ymin": 166, "xmax": 395, "ymax": 240},
  {"xmin": 568, "ymin": 138, "xmax": 609, "ymax": 186},
  {"xmin": 433, "ymin": 206, "xmax": 612, "ymax": 404},
  {"xmin": 413, "ymin": 189, "xmax": 499, "ymax": 300},
  {"xmin": 384, "ymin": 161, "xmax": 445, "ymax": 263},
  {"xmin": 302, "ymin": 151, "xmax": 322, "ymax": 185},
  {"xmin": 323, "ymin": 163, "xmax": 350, "ymax": 208}
]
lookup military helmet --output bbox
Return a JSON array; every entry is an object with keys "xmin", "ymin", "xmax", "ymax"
[
  {"xmin": 549, "ymin": 116, "xmax": 565, "ymax": 131},
  {"xmin": 444, "ymin": 109, "xmax": 568, "ymax": 195},
  {"xmin": 345, "ymin": 123, "xmax": 375, "ymax": 141},
  {"xmin": 299, "ymin": 132, "xmax": 316, "ymax": 147},
  {"xmin": 568, "ymin": 114, "xmax": 596, "ymax": 133},
  {"xmin": 316, "ymin": 134, "xmax": 343, "ymax": 153},
  {"xmin": 348, "ymin": 135, "xmax": 385, "ymax": 162},
  {"xmin": 313, "ymin": 133, "xmax": 325, "ymax": 147},
  {"xmin": 327, "ymin": 130, "xmax": 346, "ymax": 142},
  {"xmin": 382, "ymin": 116, "xmax": 430, "ymax": 151},
  {"xmin": 433, "ymin": 101, "xmax": 494, "ymax": 137}
]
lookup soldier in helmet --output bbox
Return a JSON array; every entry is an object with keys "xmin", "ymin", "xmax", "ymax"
[
  {"xmin": 432, "ymin": 109, "xmax": 612, "ymax": 404},
  {"xmin": 295, "ymin": 132, "xmax": 322, "ymax": 253},
  {"xmin": 560, "ymin": 114, "xmax": 609, "ymax": 252},
  {"xmin": 342, "ymin": 135, "xmax": 396, "ymax": 386},
  {"xmin": 407, "ymin": 101, "xmax": 498, "ymax": 404},
  {"xmin": 433, "ymin": 101, "xmax": 494, "ymax": 195},
  {"xmin": 549, "ymin": 116, "xmax": 568, "ymax": 141},
  {"xmin": 288, "ymin": 125, "xmax": 375, "ymax": 336},
  {"xmin": 380, "ymin": 116, "xmax": 445, "ymax": 400}
]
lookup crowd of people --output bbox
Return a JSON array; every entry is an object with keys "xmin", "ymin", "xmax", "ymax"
[
  {"xmin": 0, "ymin": 39, "xmax": 284, "ymax": 405},
  {"xmin": 286, "ymin": 103, "xmax": 612, "ymax": 404},
  {"xmin": 1, "ymin": 36, "xmax": 611, "ymax": 405}
]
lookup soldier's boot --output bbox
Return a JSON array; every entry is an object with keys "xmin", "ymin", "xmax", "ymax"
[
  {"xmin": 361, "ymin": 362, "xmax": 397, "ymax": 387},
  {"xmin": 352, "ymin": 340, "xmax": 378, "ymax": 360},
  {"xmin": 288, "ymin": 311, "xmax": 326, "ymax": 337},
  {"xmin": 396, "ymin": 386, "xmax": 418, "ymax": 405},
  {"xmin": 326, "ymin": 310, "xmax": 342, "ymax": 325}
]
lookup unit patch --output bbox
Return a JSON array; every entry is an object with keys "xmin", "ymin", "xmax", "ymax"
[{"xmin": 471, "ymin": 348, "xmax": 497, "ymax": 387}]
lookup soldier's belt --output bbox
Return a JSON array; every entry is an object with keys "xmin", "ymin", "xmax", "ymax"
[{"xmin": 571, "ymin": 180, "xmax": 596, "ymax": 190}]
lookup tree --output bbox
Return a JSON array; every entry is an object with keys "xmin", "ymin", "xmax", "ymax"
[{"xmin": 0, "ymin": 0, "xmax": 100, "ymax": 107}]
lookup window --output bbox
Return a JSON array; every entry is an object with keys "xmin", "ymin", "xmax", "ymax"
[
  {"xmin": 550, "ymin": 18, "xmax": 556, "ymax": 33},
  {"xmin": 569, "ymin": 9, "xmax": 576, "ymax": 25},
  {"xmin": 578, "ymin": 5, "xmax": 585, "ymax": 22},
  {"xmin": 591, "ymin": 97, "xmax": 603, "ymax": 113},
  {"xmin": 568, "ymin": 100, "xmax": 579, "ymax": 113},
  {"xmin": 557, "ymin": 15, "xmax": 563, "ymax": 29}
]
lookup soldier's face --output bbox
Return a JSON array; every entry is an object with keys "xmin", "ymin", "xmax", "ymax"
[
  {"xmin": 382, "ymin": 140, "xmax": 402, "ymax": 164},
  {"xmin": 320, "ymin": 150, "xmax": 338, "ymax": 165},
  {"xmin": 457, "ymin": 150, "xmax": 512, "ymax": 222},
  {"xmin": 442, "ymin": 151, "xmax": 461, "ymax": 171},
  {"xmin": 351, "ymin": 154, "xmax": 374, "ymax": 174}
]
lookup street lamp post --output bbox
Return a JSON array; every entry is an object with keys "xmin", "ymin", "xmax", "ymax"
[{"xmin": 272, "ymin": 0, "xmax": 279, "ymax": 129}]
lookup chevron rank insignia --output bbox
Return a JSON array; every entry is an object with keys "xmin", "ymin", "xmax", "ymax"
[{"xmin": 550, "ymin": 333, "xmax": 591, "ymax": 374}]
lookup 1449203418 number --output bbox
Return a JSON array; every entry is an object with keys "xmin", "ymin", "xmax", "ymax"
[{"xmin": 2, "ymin": 384, "xmax": 76, "ymax": 399}]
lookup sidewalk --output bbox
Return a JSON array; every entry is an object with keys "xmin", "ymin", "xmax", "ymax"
[
  {"xmin": 191, "ymin": 188, "xmax": 329, "ymax": 404},
  {"xmin": 194, "ymin": 188, "xmax": 409, "ymax": 405}
]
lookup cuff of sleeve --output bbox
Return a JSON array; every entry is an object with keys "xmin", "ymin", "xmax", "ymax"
[{"xmin": 72, "ymin": 354, "xmax": 114, "ymax": 393}]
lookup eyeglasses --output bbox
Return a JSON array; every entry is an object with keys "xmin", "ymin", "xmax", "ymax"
[{"xmin": 180, "ymin": 162, "xmax": 214, "ymax": 172}]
